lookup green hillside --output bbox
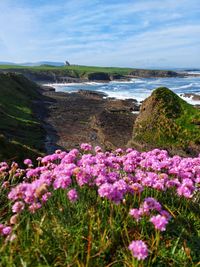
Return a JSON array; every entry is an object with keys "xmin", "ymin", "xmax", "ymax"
[
  {"xmin": 0, "ymin": 73, "xmax": 45, "ymax": 162},
  {"xmin": 0, "ymin": 65, "xmax": 179, "ymax": 82},
  {"xmin": 132, "ymin": 87, "xmax": 200, "ymax": 154}
]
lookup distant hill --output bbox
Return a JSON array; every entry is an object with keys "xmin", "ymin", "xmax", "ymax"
[
  {"xmin": 0, "ymin": 61, "xmax": 17, "ymax": 65},
  {"xmin": 20, "ymin": 61, "xmax": 65, "ymax": 67},
  {"xmin": 0, "ymin": 61, "xmax": 65, "ymax": 67}
]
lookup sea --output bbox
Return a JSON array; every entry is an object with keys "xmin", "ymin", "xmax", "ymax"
[{"xmin": 48, "ymin": 71, "xmax": 200, "ymax": 105}]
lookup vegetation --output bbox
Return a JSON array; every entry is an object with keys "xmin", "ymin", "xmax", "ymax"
[
  {"xmin": 0, "ymin": 73, "xmax": 45, "ymax": 163},
  {"xmin": 0, "ymin": 145, "xmax": 199, "ymax": 266},
  {"xmin": 0, "ymin": 65, "xmax": 178, "ymax": 81},
  {"xmin": 133, "ymin": 87, "xmax": 200, "ymax": 154},
  {"xmin": 0, "ymin": 64, "xmax": 133, "ymax": 79}
]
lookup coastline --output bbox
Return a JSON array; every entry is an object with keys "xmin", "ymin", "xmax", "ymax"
[
  {"xmin": 43, "ymin": 76, "xmax": 200, "ymax": 106},
  {"xmin": 38, "ymin": 86, "xmax": 139, "ymax": 153}
]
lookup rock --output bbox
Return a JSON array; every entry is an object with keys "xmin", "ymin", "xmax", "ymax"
[
  {"xmin": 87, "ymin": 72, "xmax": 110, "ymax": 81},
  {"xmin": 77, "ymin": 90, "xmax": 107, "ymax": 99},
  {"xmin": 129, "ymin": 69, "xmax": 180, "ymax": 78},
  {"xmin": 181, "ymin": 93, "xmax": 200, "ymax": 101},
  {"xmin": 91, "ymin": 110, "xmax": 137, "ymax": 150},
  {"xmin": 106, "ymin": 99, "xmax": 140, "ymax": 112},
  {"xmin": 41, "ymin": 88, "xmax": 138, "ymax": 151},
  {"xmin": 131, "ymin": 87, "xmax": 200, "ymax": 156}
]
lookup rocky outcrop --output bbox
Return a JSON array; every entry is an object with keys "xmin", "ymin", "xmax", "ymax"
[
  {"xmin": 0, "ymin": 67, "xmax": 181, "ymax": 84},
  {"xmin": 129, "ymin": 69, "xmax": 181, "ymax": 78},
  {"xmin": 87, "ymin": 72, "xmax": 111, "ymax": 81},
  {"xmin": 91, "ymin": 110, "xmax": 137, "ymax": 150},
  {"xmin": 41, "ymin": 89, "xmax": 138, "ymax": 151},
  {"xmin": 131, "ymin": 87, "xmax": 200, "ymax": 156},
  {"xmin": 77, "ymin": 90, "xmax": 107, "ymax": 99},
  {"xmin": 180, "ymin": 93, "xmax": 200, "ymax": 101}
]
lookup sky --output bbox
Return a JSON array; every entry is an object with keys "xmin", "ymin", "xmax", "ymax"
[{"xmin": 0, "ymin": 0, "xmax": 199, "ymax": 68}]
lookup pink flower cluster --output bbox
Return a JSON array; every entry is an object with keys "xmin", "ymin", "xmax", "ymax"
[
  {"xmin": 0, "ymin": 144, "xmax": 199, "ymax": 256},
  {"xmin": 0, "ymin": 224, "xmax": 12, "ymax": 237},
  {"xmin": 129, "ymin": 197, "xmax": 171, "ymax": 231},
  {"xmin": 3, "ymin": 145, "xmax": 200, "ymax": 214},
  {"xmin": 128, "ymin": 240, "xmax": 148, "ymax": 260}
]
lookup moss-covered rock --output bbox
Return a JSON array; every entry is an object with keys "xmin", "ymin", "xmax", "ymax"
[{"xmin": 132, "ymin": 87, "xmax": 200, "ymax": 155}]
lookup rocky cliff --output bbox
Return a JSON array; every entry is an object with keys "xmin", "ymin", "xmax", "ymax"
[{"xmin": 0, "ymin": 67, "xmax": 182, "ymax": 84}]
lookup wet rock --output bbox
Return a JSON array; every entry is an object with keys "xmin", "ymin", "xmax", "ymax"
[
  {"xmin": 181, "ymin": 93, "xmax": 200, "ymax": 101},
  {"xmin": 41, "ymin": 89, "xmax": 138, "ymax": 151},
  {"xmin": 87, "ymin": 72, "xmax": 110, "ymax": 81},
  {"xmin": 77, "ymin": 89, "xmax": 107, "ymax": 99}
]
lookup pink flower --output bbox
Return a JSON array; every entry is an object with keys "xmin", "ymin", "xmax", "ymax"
[
  {"xmin": 12, "ymin": 201, "xmax": 25, "ymax": 213},
  {"xmin": 128, "ymin": 240, "xmax": 148, "ymax": 260},
  {"xmin": 80, "ymin": 143, "xmax": 92, "ymax": 151},
  {"xmin": 1, "ymin": 226, "xmax": 12, "ymax": 236},
  {"xmin": 29, "ymin": 203, "xmax": 42, "ymax": 213},
  {"xmin": 67, "ymin": 189, "xmax": 78, "ymax": 202},
  {"xmin": 94, "ymin": 146, "xmax": 102, "ymax": 153},
  {"xmin": 150, "ymin": 214, "xmax": 169, "ymax": 231},
  {"xmin": 24, "ymin": 159, "xmax": 32, "ymax": 165},
  {"xmin": 129, "ymin": 208, "xmax": 141, "ymax": 221}
]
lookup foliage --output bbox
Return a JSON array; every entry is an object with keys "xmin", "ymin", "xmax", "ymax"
[
  {"xmin": 133, "ymin": 87, "xmax": 200, "ymax": 153},
  {"xmin": 0, "ymin": 73, "xmax": 45, "ymax": 163},
  {"xmin": 0, "ymin": 144, "xmax": 199, "ymax": 266}
]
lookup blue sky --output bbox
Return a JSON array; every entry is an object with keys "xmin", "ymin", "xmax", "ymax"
[{"xmin": 0, "ymin": 0, "xmax": 199, "ymax": 68}]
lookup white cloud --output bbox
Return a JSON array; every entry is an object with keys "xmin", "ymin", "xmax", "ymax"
[{"xmin": 0, "ymin": 0, "xmax": 199, "ymax": 67}]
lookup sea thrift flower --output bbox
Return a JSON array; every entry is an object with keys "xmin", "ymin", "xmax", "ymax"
[
  {"xmin": 95, "ymin": 146, "xmax": 102, "ymax": 153},
  {"xmin": 128, "ymin": 240, "xmax": 148, "ymax": 260},
  {"xmin": 2, "ymin": 181, "xmax": 10, "ymax": 189},
  {"xmin": 12, "ymin": 201, "xmax": 25, "ymax": 213},
  {"xmin": 29, "ymin": 203, "xmax": 42, "ymax": 213},
  {"xmin": 24, "ymin": 159, "xmax": 32, "ymax": 166},
  {"xmin": 150, "ymin": 214, "xmax": 169, "ymax": 231},
  {"xmin": 160, "ymin": 210, "xmax": 172, "ymax": 220},
  {"xmin": 1, "ymin": 226, "xmax": 12, "ymax": 236},
  {"xmin": 129, "ymin": 208, "xmax": 141, "ymax": 221},
  {"xmin": 80, "ymin": 143, "xmax": 92, "ymax": 151},
  {"xmin": 67, "ymin": 189, "xmax": 78, "ymax": 202}
]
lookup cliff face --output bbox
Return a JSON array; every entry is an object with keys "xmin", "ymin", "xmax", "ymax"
[
  {"xmin": 0, "ymin": 67, "xmax": 181, "ymax": 84},
  {"xmin": 0, "ymin": 73, "xmax": 45, "ymax": 162},
  {"xmin": 131, "ymin": 87, "xmax": 200, "ymax": 155},
  {"xmin": 129, "ymin": 69, "xmax": 179, "ymax": 78}
]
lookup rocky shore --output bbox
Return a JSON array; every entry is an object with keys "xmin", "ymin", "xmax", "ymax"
[{"xmin": 38, "ymin": 86, "xmax": 139, "ymax": 153}]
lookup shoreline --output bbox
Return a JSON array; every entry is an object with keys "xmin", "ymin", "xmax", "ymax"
[
  {"xmin": 38, "ymin": 87, "xmax": 139, "ymax": 153},
  {"xmin": 41, "ymin": 77, "xmax": 200, "ymax": 106}
]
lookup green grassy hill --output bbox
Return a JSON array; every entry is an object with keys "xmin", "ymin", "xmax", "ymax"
[
  {"xmin": 132, "ymin": 87, "xmax": 200, "ymax": 155},
  {"xmin": 0, "ymin": 73, "xmax": 45, "ymax": 162},
  {"xmin": 0, "ymin": 65, "xmax": 179, "ymax": 83}
]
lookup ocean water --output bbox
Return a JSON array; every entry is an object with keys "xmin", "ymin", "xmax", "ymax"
[{"xmin": 48, "ymin": 73, "xmax": 200, "ymax": 105}]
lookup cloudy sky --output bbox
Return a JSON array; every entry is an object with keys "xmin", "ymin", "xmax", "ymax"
[{"xmin": 0, "ymin": 0, "xmax": 199, "ymax": 68}]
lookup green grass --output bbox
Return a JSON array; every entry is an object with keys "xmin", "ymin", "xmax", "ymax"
[
  {"xmin": 133, "ymin": 87, "xmax": 200, "ymax": 153},
  {"xmin": 0, "ymin": 64, "xmax": 133, "ymax": 76},
  {"xmin": 0, "ymin": 64, "xmax": 173, "ymax": 80},
  {"xmin": 0, "ymin": 73, "xmax": 45, "ymax": 162},
  {"xmin": 0, "ymin": 181, "xmax": 199, "ymax": 266}
]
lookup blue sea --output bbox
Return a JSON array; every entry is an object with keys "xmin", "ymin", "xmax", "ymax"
[{"xmin": 48, "ymin": 71, "xmax": 200, "ymax": 105}]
